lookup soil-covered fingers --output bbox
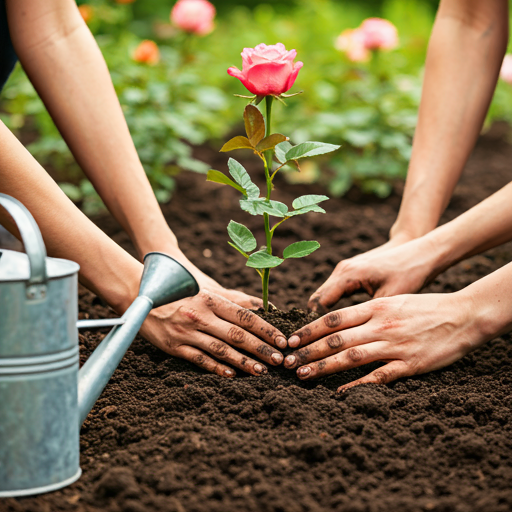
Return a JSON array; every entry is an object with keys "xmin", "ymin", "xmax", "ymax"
[
  {"xmin": 288, "ymin": 305, "xmax": 373, "ymax": 349},
  {"xmin": 175, "ymin": 345, "xmax": 236, "ymax": 378},
  {"xmin": 191, "ymin": 332, "xmax": 270, "ymax": 376},
  {"xmin": 284, "ymin": 326, "xmax": 374, "ymax": 369},
  {"xmin": 200, "ymin": 290, "xmax": 288, "ymax": 349},
  {"xmin": 337, "ymin": 361, "xmax": 410, "ymax": 392},
  {"xmin": 295, "ymin": 341, "xmax": 391, "ymax": 380},
  {"xmin": 206, "ymin": 318, "xmax": 284, "ymax": 366}
]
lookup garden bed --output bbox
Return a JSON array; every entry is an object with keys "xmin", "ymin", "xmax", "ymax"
[{"xmin": 4, "ymin": 127, "xmax": 512, "ymax": 512}]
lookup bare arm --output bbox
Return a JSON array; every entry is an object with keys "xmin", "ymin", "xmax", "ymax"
[
  {"xmin": 391, "ymin": 0, "xmax": 509, "ymax": 240},
  {"xmin": 6, "ymin": 0, "xmax": 171, "ymax": 258},
  {"xmin": 310, "ymin": 0, "xmax": 509, "ymax": 311},
  {"xmin": 6, "ymin": 0, "xmax": 259, "ymax": 308}
]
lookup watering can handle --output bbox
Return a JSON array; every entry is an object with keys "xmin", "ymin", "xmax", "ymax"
[{"xmin": 0, "ymin": 194, "xmax": 48, "ymax": 296}]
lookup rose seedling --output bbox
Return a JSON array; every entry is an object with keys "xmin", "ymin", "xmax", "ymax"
[{"xmin": 207, "ymin": 43, "xmax": 340, "ymax": 311}]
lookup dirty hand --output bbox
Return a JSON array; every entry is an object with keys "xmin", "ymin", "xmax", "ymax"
[
  {"xmin": 285, "ymin": 291, "xmax": 483, "ymax": 391},
  {"xmin": 308, "ymin": 236, "xmax": 437, "ymax": 313},
  {"xmin": 140, "ymin": 289, "xmax": 287, "ymax": 377}
]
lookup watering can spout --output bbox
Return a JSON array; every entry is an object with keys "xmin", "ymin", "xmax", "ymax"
[{"xmin": 78, "ymin": 253, "xmax": 199, "ymax": 426}]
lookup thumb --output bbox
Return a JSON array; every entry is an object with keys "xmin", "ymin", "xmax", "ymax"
[{"xmin": 308, "ymin": 275, "xmax": 348, "ymax": 313}]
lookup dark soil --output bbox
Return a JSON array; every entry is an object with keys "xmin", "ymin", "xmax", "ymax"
[{"xmin": 3, "ymin": 125, "xmax": 512, "ymax": 512}]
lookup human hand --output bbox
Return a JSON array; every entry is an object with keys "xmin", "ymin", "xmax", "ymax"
[
  {"xmin": 285, "ymin": 291, "xmax": 484, "ymax": 390},
  {"xmin": 308, "ymin": 235, "xmax": 438, "ymax": 313},
  {"xmin": 141, "ymin": 289, "xmax": 287, "ymax": 377}
]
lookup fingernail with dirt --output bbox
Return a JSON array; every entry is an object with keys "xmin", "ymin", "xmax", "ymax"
[
  {"xmin": 288, "ymin": 335, "xmax": 300, "ymax": 348},
  {"xmin": 254, "ymin": 363, "xmax": 267, "ymax": 375},
  {"xmin": 271, "ymin": 352, "xmax": 283, "ymax": 365},
  {"xmin": 284, "ymin": 355, "xmax": 296, "ymax": 368},
  {"xmin": 275, "ymin": 336, "xmax": 287, "ymax": 349},
  {"xmin": 224, "ymin": 369, "xmax": 235, "ymax": 378},
  {"xmin": 297, "ymin": 366, "xmax": 311, "ymax": 379}
]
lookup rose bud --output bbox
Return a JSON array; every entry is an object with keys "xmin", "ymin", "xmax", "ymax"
[
  {"xmin": 227, "ymin": 43, "xmax": 303, "ymax": 97},
  {"xmin": 171, "ymin": 0, "xmax": 216, "ymax": 37},
  {"xmin": 132, "ymin": 40, "xmax": 160, "ymax": 65},
  {"xmin": 335, "ymin": 28, "xmax": 370, "ymax": 63},
  {"xmin": 116, "ymin": 0, "xmax": 136, "ymax": 4},
  {"xmin": 500, "ymin": 55, "xmax": 512, "ymax": 85},
  {"xmin": 360, "ymin": 18, "xmax": 399, "ymax": 51}
]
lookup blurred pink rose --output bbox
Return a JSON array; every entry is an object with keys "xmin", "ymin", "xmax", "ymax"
[
  {"xmin": 500, "ymin": 55, "xmax": 512, "ymax": 84},
  {"xmin": 335, "ymin": 28, "xmax": 370, "ymax": 62},
  {"xmin": 228, "ymin": 43, "xmax": 303, "ymax": 97},
  {"xmin": 170, "ymin": 0, "xmax": 216, "ymax": 36},
  {"xmin": 360, "ymin": 18, "xmax": 398, "ymax": 51}
]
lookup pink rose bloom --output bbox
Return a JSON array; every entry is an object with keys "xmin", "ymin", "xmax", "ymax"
[
  {"xmin": 360, "ymin": 18, "xmax": 399, "ymax": 51},
  {"xmin": 500, "ymin": 55, "xmax": 512, "ymax": 84},
  {"xmin": 227, "ymin": 43, "xmax": 303, "ymax": 97},
  {"xmin": 170, "ymin": 0, "xmax": 216, "ymax": 36},
  {"xmin": 335, "ymin": 28, "xmax": 370, "ymax": 63}
]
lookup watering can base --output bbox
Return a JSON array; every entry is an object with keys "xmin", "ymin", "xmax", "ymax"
[{"xmin": 0, "ymin": 469, "xmax": 82, "ymax": 498}]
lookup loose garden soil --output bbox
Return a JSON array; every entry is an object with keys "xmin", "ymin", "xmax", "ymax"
[{"xmin": 3, "ymin": 125, "xmax": 512, "ymax": 512}]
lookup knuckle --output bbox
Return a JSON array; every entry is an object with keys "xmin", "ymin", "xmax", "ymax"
[
  {"xmin": 347, "ymin": 347, "xmax": 365, "ymax": 363},
  {"xmin": 209, "ymin": 340, "xmax": 229, "ymax": 358},
  {"xmin": 296, "ymin": 347, "xmax": 311, "ymax": 364},
  {"xmin": 316, "ymin": 360, "xmax": 327, "ymax": 371},
  {"xmin": 227, "ymin": 326, "xmax": 245, "ymax": 344},
  {"xmin": 326, "ymin": 333, "xmax": 343, "ymax": 350},
  {"xmin": 192, "ymin": 353, "xmax": 206, "ymax": 366},
  {"xmin": 200, "ymin": 290, "xmax": 216, "ymax": 308},
  {"xmin": 236, "ymin": 308, "xmax": 256, "ymax": 328},
  {"xmin": 256, "ymin": 344, "xmax": 274, "ymax": 358},
  {"xmin": 324, "ymin": 311, "xmax": 342, "ymax": 328},
  {"xmin": 297, "ymin": 327, "xmax": 312, "ymax": 340},
  {"xmin": 371, "ymin": 370, "xmax": 389, "ymax": 385}
]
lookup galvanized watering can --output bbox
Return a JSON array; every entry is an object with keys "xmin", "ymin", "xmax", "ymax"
[{"xmin": 0, "ymin": 194, "xmax": 199, "ymax": 497}]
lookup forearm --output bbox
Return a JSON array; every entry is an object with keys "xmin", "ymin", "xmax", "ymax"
[
  {"xmin": 0, "ymin": 121, "xmax": 141, "ymax": 313},
  {"xmin": 6, "ymin": 0, "xmax": 179, "ymax": 259},
  {"xmin": 461, "ymin": 261, "xmax": 512, "ymax": 343},
  {"xmin": 391, "ymin": 0, "xmax": 508, "ymax": 240},
  {"xmin": 423, "ymin": 181, "xmax": 512, "ymax": 279}
]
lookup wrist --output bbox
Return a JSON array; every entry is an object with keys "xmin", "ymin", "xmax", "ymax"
[{"xmin": 92, "ymin": 257, "xmax": 143, "ymax": 315}]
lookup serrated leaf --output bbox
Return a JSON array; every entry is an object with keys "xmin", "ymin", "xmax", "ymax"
[
  {"xmin": 246, "ymin": 250, "xmax": 284, "ymax": 269},
  {"xmin": 227, "ymin": 220, "xmax": 257, "ymax": 253},
  {"xmin": 220, "ymin": 136, "xmax": 254, "ymax": 152},
  {"xmin": 244, "ymin": 104, "xmax": 265, "ymax": 146},
  {"xmin": 288, "ymin": 205, "xmax": 326, "ymax": 216},
  {"xmin": 207, "ymin": 170, "xmax": 245, "ymax": 194},
  {"xmin": 256, "ymin": 134, "xmax": 288, "ymax": 153},
  {"xmin": 292, "ymin": 194, "xmax": 329, "ymax": 210},
  {"xmin": 283, "ymin": 241, "xmax": 320, "ymax": 259},
  {"xmin": 285, "ymin": 141, "xmax": 340, "ymax": 161},
  {"xmin": 240, "ymin": 198, "xmax": 288, "ymax": 217},
  {"xmin": 228, "ymin": 158, "xmax": 260, "ymax": 199},
  {"xmin": 275, "ymin": 141, "xmax": 294, "ymax": 164}
]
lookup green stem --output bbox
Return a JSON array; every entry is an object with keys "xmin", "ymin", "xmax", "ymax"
[{"xmin": 261, "ymin": 95, "xmax": 274, "ymax": 311}]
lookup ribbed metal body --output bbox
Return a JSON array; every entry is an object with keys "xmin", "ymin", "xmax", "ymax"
[{"xmin": 0, "ymin": 265, "xmax": 81, "ymax": 497}]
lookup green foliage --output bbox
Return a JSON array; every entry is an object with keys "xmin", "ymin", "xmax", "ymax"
[
  {"xmin": 283, "ymin": 240, "xmax": 320, "ymax": 259},
  {"xmin": 247, "ymin": 251, "xmax": 284, "ymax": 269},
  {"xmin": 227, "ymin": 220, "xmax": 257, "ymax": 253},
  {"xmin": 212, "ymin": 97, "xmax": 338, "ymax": 309}
]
